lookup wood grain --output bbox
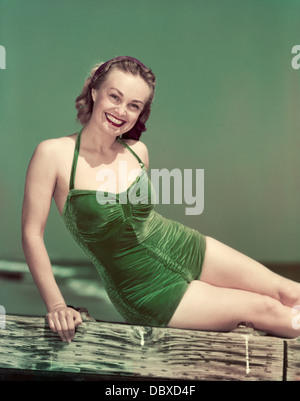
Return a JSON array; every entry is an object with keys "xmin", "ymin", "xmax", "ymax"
[{"xmin": 0, "ymin": 313, "xmax": 299, "ymax": 381}]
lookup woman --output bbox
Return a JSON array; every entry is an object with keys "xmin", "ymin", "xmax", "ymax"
[{"xmin": 22, "ymin": 56, "xmax": 300, "ymax": 343}]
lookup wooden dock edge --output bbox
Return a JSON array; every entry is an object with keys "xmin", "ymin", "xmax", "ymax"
[{"xmin": 0, "ymin": 310, "xmax": 299, "ymax": 381}]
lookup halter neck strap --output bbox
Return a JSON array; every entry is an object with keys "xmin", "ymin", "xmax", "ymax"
[{"xmin": 69, "ymin": 128, "xmax": 83, "ymax": 190}]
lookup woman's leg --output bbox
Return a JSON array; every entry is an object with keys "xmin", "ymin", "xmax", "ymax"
[
  {"xmin": 168, "ymin": 280, "xmax": 300, "ymax": 338},
  {"xmin": 199, "ymin": 236, "xmax": 300, "ymax": 307}
]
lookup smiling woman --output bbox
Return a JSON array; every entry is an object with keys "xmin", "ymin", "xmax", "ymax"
[
  {"xmin": 21, "ymin": 55, "xmax": 300, "ymax": 343},
  {"xmin": 75, "ymin": 56, "xmax": 155, "ymax": 140},
  {"xmin": 90, "ymin": 71, "xmax": 150, "ymax": 135}
]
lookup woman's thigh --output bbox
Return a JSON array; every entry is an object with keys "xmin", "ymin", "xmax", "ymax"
[
  {"xmin": 199, "ymin": 236, "xmax": 300, "ymax": 306},
  {"xmin": 167, "ymin": 280, "xmax": 298, "ymax": 337}
]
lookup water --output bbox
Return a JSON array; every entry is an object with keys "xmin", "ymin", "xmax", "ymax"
[{"xmin": 0, "ymin": 259, "xmax": 125, "ymax": 323}]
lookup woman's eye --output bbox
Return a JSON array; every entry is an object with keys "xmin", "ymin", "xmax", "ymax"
[
  {"xmin": 110, "ymin": 94, "xmax": 119, "ymax": 101},
  {"xmin": 129, "ymin": 103, "xmax": 140, "ymax": 110}
]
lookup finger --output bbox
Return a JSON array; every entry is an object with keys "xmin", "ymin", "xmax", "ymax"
[
  {"xmin": 58, "ymin": 312, "xmax": 72, "ymax": 343},
  {"xmin": 47, "ymin": 316, "xmax": 57, "ymax": 333},
  {"xmin": 52, "ymin": 315, "xmax": 68, "ymax": 342},
  {"xmin": 65, "ymin": 312, "xmax": 75, "ymax": 341},
  {"xmin": 74, "ymin": 312, "xmax": 83, "ymax": 327}
]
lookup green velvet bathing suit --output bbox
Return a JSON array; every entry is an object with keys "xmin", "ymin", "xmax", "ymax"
[{"xmin": 62, "ymin": 129, "xmax": 206, "ymax": 327}]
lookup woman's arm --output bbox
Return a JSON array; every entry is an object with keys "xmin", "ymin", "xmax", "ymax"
[{"xmin": 21, "ymin": 140, "xmax": 82, "ymax": 342}]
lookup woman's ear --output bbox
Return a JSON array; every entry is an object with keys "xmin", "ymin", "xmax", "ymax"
[{"xmin": 91, "ymin": 88, "xmax": 97, "ymax": 102}]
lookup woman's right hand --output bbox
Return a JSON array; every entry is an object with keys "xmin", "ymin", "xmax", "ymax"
[{"xmin": 46, "ymin": 305, "xmax": 83, "ymax": 343}]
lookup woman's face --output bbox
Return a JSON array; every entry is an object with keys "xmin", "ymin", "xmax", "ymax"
[{"xmin": 91, "ymin": 69, "xmax": 151, "ymax": 137}]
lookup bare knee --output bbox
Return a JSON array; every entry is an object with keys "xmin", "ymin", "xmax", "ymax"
[
  {"xmin": 263, "ymin": 295, "xmax": 282, "ymax": 315},
  {"xmin": 249, "ymin": 295, "xmax": 282, "ymax": 328},
  {"xmin": 278, "ymin": 281, "xmax": 300, "ymax": 307}
]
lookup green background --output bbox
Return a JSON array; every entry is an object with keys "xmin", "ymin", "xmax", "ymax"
[{"xmin": 1, "ymin": 0, "xmax": 300, "ymax": 265}]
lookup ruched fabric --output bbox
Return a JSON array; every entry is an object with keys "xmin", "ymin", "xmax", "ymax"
[{"xmin": 62, "ymin": 129, "xmax": 206, "ymax": 326}]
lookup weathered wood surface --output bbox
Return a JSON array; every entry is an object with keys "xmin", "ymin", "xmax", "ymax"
[
  {"xmin": 286, "ymin": 338, "xmax": 300, "ymax": 381},
  {"xmin": 0, "ymin": 312, "xmax": 299, "ymax": 381}
]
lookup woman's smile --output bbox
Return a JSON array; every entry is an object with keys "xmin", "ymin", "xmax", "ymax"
[{"xmin": 105, "ymin": 112, "xmax": 127, "ymax": 128}]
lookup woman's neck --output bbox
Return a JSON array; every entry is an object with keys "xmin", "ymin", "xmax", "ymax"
[{"xmin": 81, "ymin": 120, "xmax": 119, "ymax": 154}]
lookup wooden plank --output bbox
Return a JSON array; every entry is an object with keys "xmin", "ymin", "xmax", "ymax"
[
  {"xmin": 0, "ymin": 313, "xmax": 287, "ymax": 381},
  {"xmin": 285, "ymin": 338, "xmax": 300, "ymax": 381}
]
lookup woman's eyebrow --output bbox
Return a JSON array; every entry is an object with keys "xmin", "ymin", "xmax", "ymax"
[{"xmin": 109, "ymin": 87, "xmax": 144, "ymax": 104}]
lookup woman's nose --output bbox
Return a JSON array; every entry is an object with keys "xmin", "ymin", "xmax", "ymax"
[{"xmin": 115, "ymin": 104, "xmax": 126, "ymax": 116}]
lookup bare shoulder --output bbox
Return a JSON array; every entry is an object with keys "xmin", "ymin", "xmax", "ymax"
[
  {"xmin": 35, "ymin": 133, "xmax": 76, "ymax": 152},
  {"xmin": 32, "ymin": 133, "xmax": 77, "ymax": 163},
  {"xmin": 122, "ymin": 138, "xmax": 149, "ymax": 168}
]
